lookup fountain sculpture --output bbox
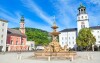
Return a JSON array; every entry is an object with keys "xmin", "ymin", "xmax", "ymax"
[{"xmin": 34, "ymin": 22, "xmax": 76, "ymax": 59}]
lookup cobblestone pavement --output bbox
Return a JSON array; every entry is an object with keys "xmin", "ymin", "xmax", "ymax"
[{"xmin": 0, "ymin": 51, "xmax": 100, "ymax": 63}]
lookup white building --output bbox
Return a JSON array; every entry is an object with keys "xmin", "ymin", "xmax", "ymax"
[
  {"xmin": 0, "ymin": 19, "xmax": 8, "ymax": 52},
  {"xmin": 59, "ymin": 4, "xmax": 100, "ymax": 49},
  {"xmin": 26, "ymin": 41, "xmax": 35, "ymax": 51}
]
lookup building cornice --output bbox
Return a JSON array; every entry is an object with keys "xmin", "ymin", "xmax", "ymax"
[
  {"xmin": 77, "ymin": 19, "xmax": 89, "ymax": 21},
  {"xmin": 0, "ymin": 19, "xmax": 8, "ymax": 23}
]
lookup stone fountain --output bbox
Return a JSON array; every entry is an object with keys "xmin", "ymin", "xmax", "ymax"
[{"xmin": 34, "ymin": 22, "xmax": 76, "ymax": 59}]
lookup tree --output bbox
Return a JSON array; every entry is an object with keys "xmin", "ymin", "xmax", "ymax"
[
  {"xmin": 25, "ymin": 27, "xmax": 50, "ymax": 46},
  {"xmin": 13, "ymin": 27, "xmax": 50, "ymax": 46},
  {"xmin": 76, "ymin": 28, "xmax": 96, "ymax": 51}
]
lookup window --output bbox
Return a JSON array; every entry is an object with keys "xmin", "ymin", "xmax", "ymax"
[
  {"xmin": 31, "ymin": 44, "xmax": 33, "ymax": 47},
  {"xmin": 23, "ymin": 24, "xmax": 24, "ymax": 28},
  {"xmin": 1, "ymin": 35, "xmax": 3, "ymax": 38},
  {"xmin": 21, "ymin": 41, "xmax": 23, "ymax": 45},
  {"xmin": 69, "ymin": 37, "xmax": 70, "ymax": 39},
  {"xmin": 2, "ymin": 23, "xmax": 4, "ymax": 26},
  {"xmin": 98, "ymin": 36, "xmax": 100, "ymax": 38},
  {"xmin": 84, "ymin": 9, "xmax": 85, "ymax": 11},
  {"xmin": 82, "ymin": 16, "xmax": 83, "ymax": 19},
  {"xmin": 81, "ymin": 25, "xmax": 85, "ymax": 28},
  {"xmin": 72, "ymin": 37, "xmax": 74, "ymax": 39},
  {"xmin": 69, "ymin": 42, "xmax": 71, "ymax": 45},
  {"xmin": 1, "ymin": 40, "xmax": 3, "ymax": 44},
  {"xmin": 78, "ymin": 17, "xmax": 80, "ymax": 20},
  {"xmin": 10, "ymin": 40, "xmax": 13, "ymax": 45},
  {"xmin": 16, "ymin": 41, "xmax": 18, "ymax": 45},
  {"xmin": 2, "ymin": 29, "xmax": 4, "ymax": 32},
  {"xmin": 81, "ymin": 9, "xmax": 83, "ymax": 11},
  {"xmin": 73, "ymin": 42, "xmax": 74, "ymax": 44}
]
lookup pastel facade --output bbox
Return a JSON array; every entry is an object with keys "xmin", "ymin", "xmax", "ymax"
[
  {"xmin": 59, "ymin": 4, "xmax": 100, "ymax": 49},
  {"xmin": 6, "ymin": 16, "xmax": 28, "ymax": 51},
  {"xmin": 0, "ymin": 19, "xmax": 8, "ymax": 52}
]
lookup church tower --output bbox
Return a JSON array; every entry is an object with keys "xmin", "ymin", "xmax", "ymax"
[
  {"xmin": 77, "ymin": 4, "xmax": 89, "ymax": 33},
  {"xmin": 19, "ymin": 15, "xmax": 25, "ymax": 34}
]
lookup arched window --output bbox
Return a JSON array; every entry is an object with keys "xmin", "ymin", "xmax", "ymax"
[
  {"xmin": 10, "ymin": 40, "xmax": 13, "ymax": 45},
  {"xmin": 82, "ymin": 16, "xmax": 83, "ymax": 19}
]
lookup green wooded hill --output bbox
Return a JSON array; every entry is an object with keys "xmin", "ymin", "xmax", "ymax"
[{"xmin": 13, "ymin": 27, "xmax": 51, "ymax": 46}]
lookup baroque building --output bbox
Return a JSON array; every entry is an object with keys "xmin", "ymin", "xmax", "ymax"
[
  {"xmin": 59, "ymin": 4, "xmax": 100, "ymax": 49},
  {"xmin": 6, "ymin": 16, "xmax": 28, "ymax": 51}
]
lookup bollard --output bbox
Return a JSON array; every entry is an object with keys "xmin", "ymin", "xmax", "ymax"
[
  {"xmin": 87, "ymin": 55, "xmax": 90, "ymax": 60},
  {"xmin": 71, "ymin": 56, "xmax": 73, "ymax": 61},
  {"xmin": 70, "ymin": 56, "xmax": 73, "ymax": 61},
  {"xmin": 17, "ymin": 55, "xmax": 19, "ymax": 59},
  {"xmin": 19, "ymin": 55, "xmax": 22, "ymax": 60},
  {"xmin": 48, "ymin": 56, "xmax": 51, "ymax": 61}
]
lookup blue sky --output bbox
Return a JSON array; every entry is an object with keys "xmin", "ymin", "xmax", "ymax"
[{"xmin": 0, "ymin": 0, "xmax": 100, "ymax": 32}]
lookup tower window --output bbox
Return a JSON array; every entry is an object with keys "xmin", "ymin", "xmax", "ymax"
[
  {"xmin": 81, "ymin": 9, "xmax": 83, "ymax": 11},
  {"xmin": 78, "ymin": 17, "xmax": 80, "ymax": 20},
  {"xmin": 81, "ymin": 25, "xmax": 85, "ymax": 28},
  {"xmin": 23, "ymin": 24, "xmax": 24, "ymax": 27},
  {"xmin": 82, "ymin": 16, "xmax": 83, "ymax": 19}
]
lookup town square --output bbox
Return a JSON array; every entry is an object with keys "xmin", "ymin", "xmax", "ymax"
[{"xmin": 0, "ymin": 0, "xmax": 100, "ymax": 63}]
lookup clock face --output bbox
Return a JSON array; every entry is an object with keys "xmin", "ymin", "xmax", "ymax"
[{"xmin": 81, "ymin": 22, "xmax": 84, "ymax": 24}]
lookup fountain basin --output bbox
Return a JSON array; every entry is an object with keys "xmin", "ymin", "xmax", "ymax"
[{"xmin": 34, "ymin": 51, "xmax": 76, "ymax": 59}]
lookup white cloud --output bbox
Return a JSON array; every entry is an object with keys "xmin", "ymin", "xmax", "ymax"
[
  {"xmin": 0, "ymin": 7, "xmax": 52, "ymax": 31},
  {"xmin": 89, "ymin": 14, "xmax": 100, "ymax": 26},
  {"xmin": 51, "ymin": 0, "xmax": 77, "ymax": 28},
  {"xmin": 90, "ymin": 0, "xmax": 100, "ymax": 5},
  {"xmin": 21, "ymin": 0, "xmax": 53, "ymax": 25}
]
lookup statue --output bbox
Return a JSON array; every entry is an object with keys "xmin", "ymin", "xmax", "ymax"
[{"xmin": 43, "ymin": 22, "xmax": 68, "ymax": 52}]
